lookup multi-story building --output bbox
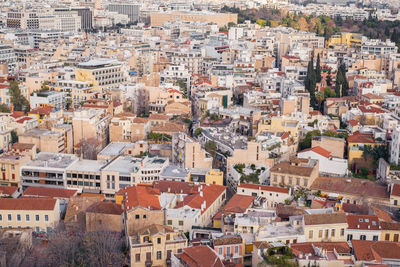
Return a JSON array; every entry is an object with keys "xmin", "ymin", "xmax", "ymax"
[
  {"xmin": 0, "ymin": 45, "xmax": 17, "ymax": 73},
  {"xmin": 237, "ymin": 183, "xmax": 291, "ymax": 209},
  {"xmin": 0, "ymin": 153, "xmax": 30, "ymax": 187},
  {"xmin": 71, "ymin": 7, "xmax": 93, "ymax": 31},
  {"xmin": 29, "ymin": 91, "xmax": 65, "ymax": 109},
  {"xmin": 107, "ymin": 3, "xmax": 140, "ymax": 23},
  {"xmin": 213, "ymin": 235, "xmax": 244, "ymax": 264},
  {"xmin": 303, "ymin": 213, "xmax": 348, "ymax": 242},
  {"xmin": 129, "ymin": 224, "xmax": 187, "ymax": 267},
  {"xmin": 150, "ymin": 11, "xmax": 237, "ymax": 27},
  {"xmin": 19, "ymin": 128, "xmax": 66, "ymax": 154},
  {"xmin": 66, "ymin": 159, "xmax": 107, "ymax": 193},
  {"xmin": 0, "ymin": 198, "xmax": 60, "ymax": 232},
  {"xmin": 75, "ymin": 59, "xmax": 126, "ymax": 90},
  {"xmin": 270, "ymin": 158, "xmax": 319, "ymax": 188},
  {"xmin": 20, "ymin": 152, "xmax": 79, "ymax": 189},
  {"xmin": 346, "ymin": 214, "xmax": 381, "ymax": 242},
  {"xmin": 7, "ymin": 11, "xmax": 39, "ymax": 29},
  {"xmin": 172, "ymin": 132, "xmax": 213, "ymax": 170},
  {"xmin": 361, "ymin": 39, "xmax": 398, "ymax": 55},
  {"xmin": 53, "ymin": 8, "xmax": 82, "ymax": 32},
  {"xmin": 72, "ymin": 109, "xmax": 110, "ymax": 149}
]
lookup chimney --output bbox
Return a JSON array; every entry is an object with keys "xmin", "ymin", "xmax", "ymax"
[
  {"xmin": 200, "ymin": 191, "xmax": 203, "ymax": 197},
  {"xmin": 357, "ymin": 225, "xmax": 360, "ymax": 228}
]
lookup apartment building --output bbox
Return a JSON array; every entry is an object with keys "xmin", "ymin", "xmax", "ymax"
[
  {"xmin": 0, "ymin": 198, "xmax": 60, "ymax": 232},
  {"xmin": 172, "ymin": 132, "xmax": 213, "ymax": 170},
  {"xmin": 75, "ymin": 59, "xmax": 126, "ymax": 90},
  {"xmin": 150, "ymin": 11, "xmax": 237, "ymax": 27},
  {"xmin": 213, "ymin": 235, "xmax": 244, "ymax": 264},
  {"xmin": 19, "ymin": 128, "xmax": 66, "ymax": 153},
  {"xmin": 270, "ymin": 158, "xmax": 319, "ymax": 188},
  {"xmin": 109, "ymin": 113, "xmax": 136, "ymax": 142},
  {"xmin": 72, "ymin": 109, "xmax": 110, "ymax": 149},
  {"xmin": 304, "ymin": 213, "xmax": 348, "ymax": 242},
  {"xmin": 20, "ymin": 152, "xmax": 79, "ymax": 189},
  {"xmin": 107, "ymin": 3, "xmax": 140, "ymax": 23},
  {"xmin": 237, "ymin": 183, "xmax": 291, "ymax": 209},
  {"xmin": 129, "ymin": 224, "xmax": 187, "ymax": 267},
  {"xmin": 7, "ymin": 11, "xmax": 39, "ymax": 29},
  {"xmin": 0, "ymin": 153, "xmax": 30, "ymax": 187},
  {"xmin": 0, "ymin": 45, "xmax": 17, "ymax": 73},
  {"xmin": 66, "ymin": 159, "xmax": 107, "ymax": 193}
]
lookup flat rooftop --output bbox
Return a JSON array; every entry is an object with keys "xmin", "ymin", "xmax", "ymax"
[
  {"xmin": 102, "ymin": 155, "xmax": 141, "ymax": 175},
  {"xmin": 98, "ymin": 142, "xmax": 136, "ymax": 157},
  {"xmin": 66, "ymin": 159, "xmax": 107, "ymax": 173},
  {"xmin": 22, "ymin": 152, "xmax": 78, "ymax": 169},
  {"xmin": 77, "ymin": 59, "xmax": 120, "ymax": 69}
]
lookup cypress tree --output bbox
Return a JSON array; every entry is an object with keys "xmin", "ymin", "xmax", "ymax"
[
  {"xmin": 316, "ymin": 54, "xmax": 322, "ymax": 83},
  {"xmin": 326, "ymin": 69, "xmax": 332, "ymax": 87}
]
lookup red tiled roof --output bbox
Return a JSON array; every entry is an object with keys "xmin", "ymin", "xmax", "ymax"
[
  {"xmin": 347, "ymin": 132, "xmax": 375, "ymax": 144},
  {"xmin": 281, "ymin": 132, "xmax": 290, "ymax": 140},
  {"xmin": 358, "ymin": 105, "xmax": 386, "ymax": 114},
  {"xmin": 352, "ymin": 240, "xmax": 400, "ymax": 261},
  {"xmin": 148, "ymin": 113, "xmax": 170, "ymax": 120},
  {"xmin": 299, "ymin": 146, "xmax": 331, "ymax": 158},
  {"xmin": 153, "ymin": 180, "xmax": 199, "ymax": 195},
  {"xmin": 348, "ymin": 119, "xmax": 359, "ymax": 127},
  {"xmin": 132, "ymin": 117, "xmax": 149, "ymax": 123},
  {"xmin": 16, "ymin": 117, "xmax": 33, "ymax": 124},
  {"xmin": 346, "ymin": 214, "xmax": 380, "ymax": 230},
  {"xmin": 23, "ymin": 187, "xmax": 77, "ymax": 199},
  {"xmin": 30, "ymin": 106, "xmax": 53, "ymax": 115},
  {"xmin": 117, "ymin": 185, "xmax": 161, "ymax": 211},
  {"xmin": 86, "ymin": 201, "xmax": 123, "ymax": 215},
  {"xmin": 11, "ymin": 111, "xmax": 25, "ymax": 119},
  {"xmin": 0, "ymin": 186, "xmax": 18, "ymax": 196},
  {"xmin": 176, "ymin": 245, "xmax": 224, "ymax": 267},
  {"xmin": 222, "ymin": 194, "xmax": 254, "ymax": 214},
  {"xmin": 237, "ymin": 183, "xmax": 290, "ymax": 194},
  {"xmin": 175, "ymin": 184, "xmax": 226, "ymax": 214},
  {"xmin": 291, "ymin": 242, "xmax": 351, "ymax": 257},
  {"xmin": 0, "ymin": 197, "xmax": 57, "ymax": 210},
  {"xmin": 392, "ymin": 184, "xmax": 400, "ymax": 197}
]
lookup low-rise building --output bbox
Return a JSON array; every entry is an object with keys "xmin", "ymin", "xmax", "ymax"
[
  {"xmin": 0, "ymin": 198, "xmax": 60, "ymax": 232},
  {"xmin": 236, "ymin": 183, "xmax": 291, "ymax": 209},
  {"xmin": 0, "ymin": 153, "xmax": 30, "ymax": 187},
  {"xmin": 345, "ymin": 214, "xmax": 381, "ymax": 242},
  {"xmin": 270, "ymin": 158, "xmax": 319, "ymax": 188},
  {"xmin": 303, "ymin": 213, "xmax": 348, "ymax": 242},
  {"xmin": 213, "ymin": 235, "xmax": 244, "ymax": 264}
]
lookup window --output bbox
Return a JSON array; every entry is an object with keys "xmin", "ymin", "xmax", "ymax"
[
  {"xmin": 26, "ymin": 214, "xmax": 30, "ymax": 221},
  {"xmin": 156, "ymin": 251, "xmax": 162, "ymax": 260},
  {"xmin": 143, "ymin": 215, "xmax": 146, "ymax": 219},
  {"xmin": 157, "ymin": 238, "xmax": 161, "ymax": 244},
  {"xmin": 179, "ymin": 220, "xmax": 183, "ymax": 226},
  {"xmin": 325, "ymin": 229, "xmax": 329, "ymax": 238},
  {"xmin": 385, "ymin": 233, "xmax": 390, "ymax": 241},
  {"xmin": 347, "ymin": 234, "xmax": 353, "ymax": 241},
  {"xmin": 0, "ymin": 214, "xmax": 2, "ymax": 221},
  {"xmin": 135, "ymin": 215, "xmax": 139, "ymax": 219},
  {"xmin": 218, "ymin": 248, "xmax": 223, "ymax": 255},
  {"xmin": 372, "ymin": 221, "xmax": 376, "ymax": 226},
  {"xmin": 394, "ymin": 234, "xmax": 399, "ymax": 242},
  {"xmin": 340, "ymin": 228, "xmax": 344, "ymax": 236},
  {"xmin": 7, "ymin": 214, "xmax": 11, "ymax": 221},
  {"xmin": 318, "ymin": 230, "xmax": 322, "ymax": 238},
  {"xmin": 309, "ymin": 230, "xmax": 313, "ymax": 239},
  {"xmin": 358, "ymin": 218, "xmax": 363, "ymax": 222},
  {"xmin": 17, "ymin": 214, "xmax": 21, "ymax": 221},
  {"xmin": 167, "ymin": 220, "xmax": 172, "ymax": 225},
  {"xmin": 45, "ymin": 215, "xmax": 49, "ymax": 222},
  {"xmin": 331, "ymin": 229, "xmax": 335, "ymax": 237},
  {"xmin": 303, "ymin": 179, "xmax": 308, "ymax": 187},
  {"xmin": 360, "ymin": 235, "xmax": 366, "ymax": 240},
  {"xmin": 135, "ymin": 253, "xmax": 140, "ymax": 262},
  {"xmin": 234, "ymin": 246, "xmax": 239, "ymax": 254},
  {"xmin": 35, "ymin": 215, "xmax": 39, "ymax": 221},
  {"xmin": 373, "ymin": 236, "xmax": 378, "ymax": 241},
  {"xmin": 227, "ymin": 247, "xmax": 231, "ymax": 256}
]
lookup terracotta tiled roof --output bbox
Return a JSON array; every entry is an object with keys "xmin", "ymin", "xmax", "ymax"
[
  {"xmin": 237, "ymin": 183, "xmax": 289, "ymax": 194},
  {"xmin": 299, "ymin": 146, "xmax": 331, "ymax": 158},
  {"xmin": 12, "ymin": 142, "xmax": 35, "ymax": 151},
  {"xmin": 346, "ymin": 214, "xmax": 380, "ymax": 230},
  {"xmin": 148, "ymin": 113, "xmax": 170, "ymax": 120},
  {"xmin": 11, "ymin": 111, "xmax": 25, "ymax": 119},
  {"xmin": 253, "ymin": 241, "xmax": 272, "ymax": 249},
  {"xmin": 352, "ymin": 240, "xmax": 400, "ymax": 261},
  {"xmin": 151, "ymin": 122, "xmax": 185, "ymax": 133},
  {"xmin": 391, "ymin": 184, "xmax": 400, "ymax": 197},
  {"xmin": 291, "ymin": 242, "xmax": 350, "ymax": 256},
  {"xmin": 136, "ymin": 224, "xmax": 173, "ymax": 236},
  {"xmin": 341, "ymin": 203, "xmax": 369, "ymax": 215},
  {"xmin": 214, "ymin": 235, "xmax": 242, "ymax": 246},
  {"xmin": 16, "ymin": 117, "xmax": 33, "ymax": 124},
  {"xmin": 270, "ymin": 161, "xmax": 315, "ymax": 177},
  {"xmin": 347, "ymin": 132, "xmax": 375, "ymax": 144},
  {"xmin": 132, "ymin": 117, "xmax": 149, "ymax": 123},
  {"xmin": 24, "ymin": 187, "xmax": 77, "ymax": 199},
  {"xmin": 380, "ymin": 221, "xmax": 400, "ymax": 230},
  {"xmin": 86, "ymin": 201, "xmax": 123, "ymax": 215},
  {"xmin": 222, "ymin": 194, "xmax": 255, "ymax": 214},
  {"xmin": 371, "ymin": 206, "xmax": 393, "ymax": 222},
  {"xmin": 311, "ymin": 177, "xmax": 388, "ymax": 200},
  {"xmin": 153, "ymin": 180, "xmax": 199, "ymax": 195},
  {"xmin": 304, "ymin": 213, "xmax": 347, "ymax": 225},
  {"xmin": 117, "ymin": 185, "xmax": 161, "ymax": 211},
  {"xmin": 30, "ymin": 106, "xmax": 53, "ymax": 115},
  {"xmin": 0, "ymin": 186, "xmax": 18, "ymax": 196},
  {"xmin": 348, "ymin": 119, "xmax": 360, "ymax": 127},
  {"xmin": 176, "ymin": 245, "xmax": 224, "ymax": 267},
  {"xmin": 0, "ymin": 197, "xmax": 56, "ymax": 210}
]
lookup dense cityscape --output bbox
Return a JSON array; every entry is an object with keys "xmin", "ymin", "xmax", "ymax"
[{"xmin": 0, "ymin": 0, "xmax": 399, "ymax": 266}]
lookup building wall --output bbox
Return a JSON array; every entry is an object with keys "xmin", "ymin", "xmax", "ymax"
[
  {"xmin": 150, "ymin": 12, "xmax": 237, "ymax": 27},
  {"xmin": 86, "ymin": 212, "xmax": 123, "ymax": 232},
  {"xmin": 0, "ymin": 155, "xmax": 30, "ymax": 187},
  {"xmin": 381, "ymin": 230, "xmax": 400, "ymax": 242},
  {"xmin": 237, "ymin": 187, "xmax": 290, "ymax": 209},
  {"xmin": 304, "ymin": 223, "xmax": 348, "ymax": 242},
  {"xmin": 345, "ymin": 229, "xmax": 380, "ymax": 242},
  {"xmin": 312, "ymin": 137, "xmax": 345, "ymax": 159},
  {"xmin": 126, "ymin": 207, "xmax": 164, "ymax": 236}
]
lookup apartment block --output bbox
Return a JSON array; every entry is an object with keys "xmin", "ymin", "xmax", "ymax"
[{"xmin": 0, "ymin": 153, "xmax": 30, "ymax": 187}]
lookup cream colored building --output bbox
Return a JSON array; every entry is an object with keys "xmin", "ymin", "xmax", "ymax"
[
  {"xmin": 237, "ymin": 183, "xmax": 291, "ymax": 209},
  {"xmin": 0, "ymin": 198, "xmax": 60, "ymax": 232},
  {"xmin": 270, "ymin": 158, "xmax": 319, "ymax": 188},
  {"xmin": 19, "ymin": 128, "xmax": 66, "ymax": 153},
  {"xmin": 0, "ymin": 153, "xmax": 30, "ymax": 187},
  {"xmin": 129, "ymin": 224, "xmax": 187, "ymax": 267},
  {"xmin": 303, "ymin": 213, "xmax": 348, "ymax": 242}
]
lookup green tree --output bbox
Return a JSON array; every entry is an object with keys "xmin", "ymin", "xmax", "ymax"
[
  {"xmin": 11, "ymin": 131, "xmax": 18, "ymax": 144},
  {"xmin": 324, "ymin": 87, "xmax": 336, "ymax": 98},
  {"xmin": 315, "ymin": 54, "xmax": 322, "ymax": 83},
  {"xmin": 326, "ymin": 69, "xmax": 332, "ymax": 86},
  {"xmin": 299, "ymin": 130, "xmax": 321, "ymax": 150},
  {"xmin": 315, "ymin": 91, "xmax": 325, "ymax": 112},
  {"xmin": 305, "ymin": 57, "xmax": 316, "ymax": 107},
  {"xmin": 0, "ymin": 104, "xmax": 10, "ymax": 113},
  {"xmin": 9, "ymin": 81, "xmax": 29, "ymax": 112},
  {"xmin": 194, "ymin": 128, "xmax": 202, "ymax": 138},
  {"xmin": 335, "ymin": 64, "xmax": 349, "ymax": 97}
]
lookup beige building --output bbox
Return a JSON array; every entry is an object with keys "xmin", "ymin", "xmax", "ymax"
[
  {"xmin": 304, "ymin": 213, "xmax": 348, "ymax": 242},
  {"xmin": 172, "ymin": 132, "xmax": 212, "ymax": 169},
  {"xmin": 237, "ymin": 183, "xmax": 291, "ymax": 209},
  {"xmin": 85, "ymin": 201, "xmax": 123, "ymax": 232},
  {"xmin": 72, "ymin": 109, "xmax": 110, "ymax": 149},
  {"xmin": 0, "ymin": 198, "xmax": 60, "ymax": 232},
  {"xmin": 150, "ymin": 11, "xmax": 237, "ymax": 27},
  {"xmin": 129, "ymin": 224, "xmax": 187, "ymax": 267},
  {"xmin": 19, "ymin": 128, "xmax": 66, "ymax": 153},
  {"xmin": 109, "ymin": 113, "xmax": 136, "ymax": 142},
  {"xmin": 0, "ymin": 153, "xmax": 30, "ymax": 187},
  {"xmin": 312, "ymin": 136, "xmax": 346, "ymax": 159},
  {"xmin": 270, "ymin": 158, "xmax": 319, "ymax": 188}
]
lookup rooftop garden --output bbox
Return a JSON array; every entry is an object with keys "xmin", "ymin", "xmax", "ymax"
[{"xmin": 234, "ymin": 163, "xmax": 267, "ymax": 184}]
